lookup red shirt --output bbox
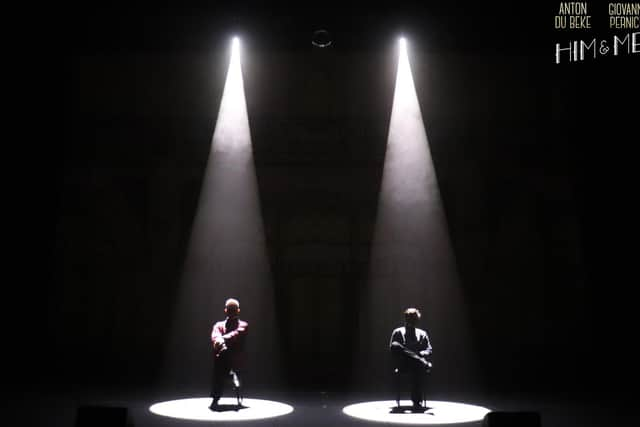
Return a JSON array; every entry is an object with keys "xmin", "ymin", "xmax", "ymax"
[{"xmin": 211, "ymin": 317, "xmax": 248, "ymax": 367}]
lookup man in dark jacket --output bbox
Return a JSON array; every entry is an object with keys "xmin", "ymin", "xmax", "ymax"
[{"xmin": 389, "ymin": 307, "xmax": 433, "ymax": 409}]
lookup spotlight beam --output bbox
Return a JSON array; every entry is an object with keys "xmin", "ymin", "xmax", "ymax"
[
  {"xmin": 162, "ymin": 38, "xmax": 280, "ymax": 390},
  {"xmin": 356, "ymin": 37, "xmax": 478, "ymax": 393}
]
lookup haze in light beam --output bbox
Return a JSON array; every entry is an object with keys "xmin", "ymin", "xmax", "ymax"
[
  {"xmin": 162, "ymin": 39, "xmax": 280, "ymax": 389},
  {"xmin": 357, "ymin": 40, "xmax": 478, "ymax": 393},
  {"xmin": 213, "ymin": 38, "xmax": 250, "ymax": 153},
  {"xmin": 386, "ymin": 39, "xmax": 433, "ymax": 209}
]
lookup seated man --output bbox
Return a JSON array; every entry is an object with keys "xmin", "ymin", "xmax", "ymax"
[
  {"xmin": 389, "ymin": 307, "xmax": 433, "ymax": 410},
  {"xmin": 209, "ymin": 298, "xmax": 248, "ymax": 410}
]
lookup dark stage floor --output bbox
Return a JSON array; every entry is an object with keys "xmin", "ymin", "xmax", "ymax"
[{"xmin": 11, "ymin": 384, "xmax": 637, "ymax": 427}]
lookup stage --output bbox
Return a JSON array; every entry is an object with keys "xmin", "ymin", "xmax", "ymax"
[
  {"xmin": 20, "ymin": 4, "xmax": 640, "ymax": 427},
  {"xmin": 12, "ymin": 386, "xmax": 636, "ymax": 427}
]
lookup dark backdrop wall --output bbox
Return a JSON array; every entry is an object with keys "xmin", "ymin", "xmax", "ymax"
[{"xmin": 15, "ymin": 4, "xmax": 638, "ymax": 397}]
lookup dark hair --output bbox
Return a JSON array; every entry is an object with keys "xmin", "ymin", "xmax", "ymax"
[{"xmin": 404, "ymin": 308, "xmax": 421, "ymax": 320}]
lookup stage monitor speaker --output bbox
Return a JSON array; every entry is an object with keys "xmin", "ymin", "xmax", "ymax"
[
  {"xmin": 483, "ymin": 411, "xmax": 541, "ymax": 427},
  {"xmin": 75, "ymin": 405, "xmax": 128, "ymax": 427}
]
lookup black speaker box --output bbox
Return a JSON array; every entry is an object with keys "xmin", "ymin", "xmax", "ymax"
[
  {"xmin": 483, "ymin": 411, "xmax": 541, "ymax": 427},
  {"xmin": 75, "ymin": 405, "xmax": 128, "ymax": 427}
]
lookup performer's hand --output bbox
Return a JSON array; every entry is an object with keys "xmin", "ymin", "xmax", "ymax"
[
  {"xmin": 213, "ymin": 337, "xmax": 226, "ymax": 353},
  {"xmin": 419, "ymin": 349, "xmax": 432, "ymax": 357}
]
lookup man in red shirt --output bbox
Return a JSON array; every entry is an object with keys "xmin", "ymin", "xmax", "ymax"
[{"xmin": 209, "ymin": 298, "xmax": 248, "ymax": 410}]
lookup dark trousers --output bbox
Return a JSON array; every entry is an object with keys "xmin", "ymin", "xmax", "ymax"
[
  {"xmin": 395, "ymin": 362, "xmax": 425, "ymax": 405},
  {"xmin": 391, "ymin": 342, "xmax": 429, "ymax": 405},
  {"xmin": 211, "ymin": 352, "xmax": 240, "ymax": 400}
]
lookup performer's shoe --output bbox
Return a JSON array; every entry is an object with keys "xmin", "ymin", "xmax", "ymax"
[
  {"xmin": 411, "ymin": 401, "xmax": 426, "ymax": 412},
  {"xmin": 209, "ymin": 399, "xmax": 220, "ymax": 410}
]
